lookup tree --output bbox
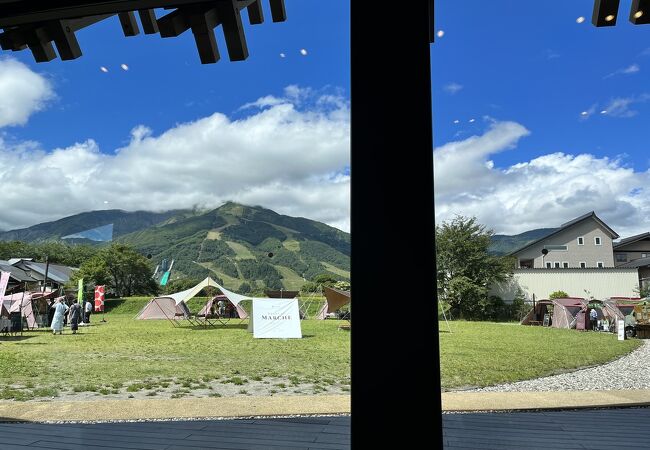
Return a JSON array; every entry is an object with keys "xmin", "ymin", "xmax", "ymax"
[
  {"xmin": 634, "ymin": 284, "xmax": 650, "ymax": 299},
  {"xmin": 436, "ymin": 215, "xmax": 514, "ymax": 320},
  {"xmin": 549, "ymin": 290, "xmax": 569, "ymax": 300},
  {"xmin": 73, "ymin": 244, "xmax": 159, "ymax": 297}
]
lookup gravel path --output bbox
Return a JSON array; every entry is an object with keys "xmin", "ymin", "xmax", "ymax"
[{"xmin": 468, "ymin": 340, "xmax": 650, "ymax": 392}]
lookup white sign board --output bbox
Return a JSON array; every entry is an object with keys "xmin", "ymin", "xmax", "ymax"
[
  {"xmin": 251, "ymin": 298, "xmax": 302, "ymax": 339},
  {"xmin": 618, "ymin": 320, "xmax": 625, "ymax": 341}
]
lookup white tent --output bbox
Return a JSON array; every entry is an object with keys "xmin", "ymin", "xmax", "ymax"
[
  {"xmin": 136, "ymin": 277, "xmax": 268, "ymax": 321},
  {"xmin": 137, "ymin": 277, "xmax": 301, "ymax": 337}
]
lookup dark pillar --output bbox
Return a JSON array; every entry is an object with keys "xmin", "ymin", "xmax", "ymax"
[{"xmin": 351, "ymin": 1, "xmax": 441, "ymax": 447}]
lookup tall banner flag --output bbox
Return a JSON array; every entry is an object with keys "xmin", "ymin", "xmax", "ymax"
[
  {"xmin": 77, "ymin": 278, "xmax": 84, "ymax": 304},
  {"xmin": 160, "ymin": 271, "xmax": 170, "ymax": 286},
  {"xmin": 0, "ymin": 271, "xmax": 10, "ymax": 302},
  {"xmin": 94, "ymin": 285, "xmax": 105, "ymax": 312}
]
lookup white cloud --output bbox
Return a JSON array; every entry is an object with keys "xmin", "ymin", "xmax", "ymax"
[
  {"xmin": 443, "ymin": 82, "xmax": 463, "ymax": 95},
  {"xmin": 0, "ymin": 58, "xmax": 54, "ymax": 128},
  {"xmin": 0, "ymin": 87, "xmax": 351, "ymax": 232},
  {"xmin": 604, "ymin": 63, "xmax": 640, "ymax": 79},
  {"xmin": 600, "ymin": 94, "xmax": 650, "ymax": 118},
  {"xmin": 622, "ymin": 64, "xmax": 640, "ymax": 74},
  {"xmin": 434, "ymin": 121, "xmax": 650, "ymax": 237}
]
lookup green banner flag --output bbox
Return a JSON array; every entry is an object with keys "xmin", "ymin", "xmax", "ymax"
[{"xmin": 77, "ymin": 278, "xmax": 84, "ymax": 303}]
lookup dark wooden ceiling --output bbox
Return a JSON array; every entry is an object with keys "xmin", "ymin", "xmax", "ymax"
[{"xmin": 0, "ymin": 0, "xmax": 286, "ymax": 64}]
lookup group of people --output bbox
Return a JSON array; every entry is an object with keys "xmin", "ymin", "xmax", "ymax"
[
  {"xmin": 49, "ymin": 297, "xmax": 94, "ymax": 335},
  {"xmin": 209, "ymin": 299, "xmax": 238, "ymax": 318}
]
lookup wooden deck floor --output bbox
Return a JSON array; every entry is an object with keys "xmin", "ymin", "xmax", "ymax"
[
  {"xmin": 443, "ymin": 407, "xmax": 650, "ymax": 449},
  {"xmin": 0, "ymin": 415, "xmax": 350, "ymax": 450}
]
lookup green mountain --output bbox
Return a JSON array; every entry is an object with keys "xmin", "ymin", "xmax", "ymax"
[
  {"xmin": 116, "ymin": 202, "xmax": 350, "ymax": 291},
  {"xmin": 0, "ymin": 209, "xmax": 192, "ymax": 243},
  {"xmin": 489, "ymin": 228, "xmax": 557, "ymax": 256}
]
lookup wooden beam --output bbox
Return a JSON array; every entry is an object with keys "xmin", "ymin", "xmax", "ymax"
[
  {"xmin": 138, "ymin": 9, "xmax": 158, "ymax": 34},
  {"xmin": 157, "ymin": 8, "xmax": 190, "ymax": 37},
  {"xmin": 66, "ymin": 13, "xmax": 114, "ymax": 31},
  {"xmin": 190, "ymin": 9, "xmax": 220, "ymax": 64},
  {"xmin": 118, "ymin": 11, "xmax": 140, "ymax": 36},
  {"xmin": 428, "ymin": 0, "xmax": 434, "ymax": 43},
  {"xmin": 0, "ymin": 27, "xmax": 25, "ymax": 50},
  {"xmin": 49, "ymin": 20, "xmax": 82, "ymax": 59},
  {"xmin": 246, "ymin": 0, "xmax": 264, "ymax": 25},
  {"xmin": 217, "ymin": 0, "xmax": 248, "ymax": 61},
  {"xmin": 268, "ymin": 0, "xmax": 286, "ymax": 22},
  {"xmin": 592, "ymin": 0, "xmax": 620, "ymax": 27},
  {"xmin": 630, "ymin": 0, "xmax": 650, "ymax": 24},
  {"xmin": 0, "ymin": 1, "xmax": 201, "ymax": 27},
  {"xmin": 26, "ymin": 28, "xmax": 56, "ymax": 62}
]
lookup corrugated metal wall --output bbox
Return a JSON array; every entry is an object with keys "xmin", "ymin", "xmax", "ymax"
[{"xmin": 491, "ymin": 269, "xmax": 640, "ymax": 302}]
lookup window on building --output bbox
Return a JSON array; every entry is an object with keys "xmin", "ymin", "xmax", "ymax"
[
  {"xmin": 615, "ymin": 253, "xmax": 628, "ymax": 263},
  {"xmin": 594, "ymin": 237, "xmax": 602, "ymax": 245},
  {"xmin": 577, "ymin": 237, "xmax": 584, "ymax": 245},
  {"xmin": 554, "ymin": 262, "xmax": 561, "ymax": 268},
  {"xmin": 562, "ymin": 262, "xmax": 569, "ymax": 268},
  {"xmin": 643, "ymin": 254, "xmax": 648, "ymax": 259},
  {"xmin": 580, "ymin": 262, "xmax": 587, "ymax": 268},
  {"xmin": 546, "ymin": 262, "xmax": 552, "ymax": 269},
  {"xmin": 597, "ymin": 261, "xmax": 604, "ymax": 268},
  {"xmin": 544, "ymin": 244, "xmax": 568, "ymax": 251},
  {"xmin": 519, "ymin": 259, "xmax": 533, "ymax": 269}
]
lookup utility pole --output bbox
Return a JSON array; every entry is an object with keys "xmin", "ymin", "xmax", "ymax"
[{"xmin": 42, "ymin": 256, "xmax": 50, "ymax": 293}]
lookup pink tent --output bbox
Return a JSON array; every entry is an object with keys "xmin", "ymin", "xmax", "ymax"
[
  {"xmin": 135, "ymin": 297, "xmax": 191, "ymax": 320},
  {"xmin": 198, "ymin": 295, "xmax": 248, "ymax": 320},
  {"xmin": 0, "ymin": 290, "xmax": 58, "ymax": 329},
  {"xmin": 316, "ymin": 287, "xmax": 351, "ymax": 320}
]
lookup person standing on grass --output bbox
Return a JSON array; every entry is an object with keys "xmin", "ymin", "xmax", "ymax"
[
  {"xmin": 590, "ymin": 308, "xmax": 598, "ymax": 331},
  {"xmin": 84, "ymin": 299, "xmax": 93, "ymax": 324},
  {"xmin": 51, "ymin": 298, "xmax": 69, "ymax": 335},
  {"xmin": 69, "ymin": 299, "xmax": 82, "ymax": 334}
]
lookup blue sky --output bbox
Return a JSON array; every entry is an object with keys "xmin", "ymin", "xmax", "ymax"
[
  {"xmin": 3, "ymin": 0, "xmax": 650, "ymax": 239},
  {"xmin": 0, "ymin": 1, "xmax": 350, "ymax": 232},
  {"xmin": 432, "ymin": 0, "xmax": 650, "ymax": 236},
  {"xmin": 7, "ymin": 1, "xmax": 349, "ymax": 153}
]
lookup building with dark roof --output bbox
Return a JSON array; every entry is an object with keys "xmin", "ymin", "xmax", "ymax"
[{"xmin": 509, "ymin": 211, "xmax": 619, "ymax": 269}]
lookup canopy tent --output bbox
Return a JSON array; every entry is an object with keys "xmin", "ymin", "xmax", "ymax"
[
  {"xmin": 588, "ymin": 299, "xmax": 627, "ymax": 332},
  {"xmin": 138, "ymin": 277, "xmax": 300, "ymax": 337},
  {"xmin": 137, "ymin": 277, "xmax": 273, "ymax": 322},
  {"xmin": 315, "ymin": 286, "xmax": 351, "ymax": 320},
  {"xmin": 521, "ymin": 297, "xmax": 626, "ymax": 332},
  {"xmin": 0, "ymin": 290, "xmax": 58, "ymax": 329},
  {"xmin": 607, "ymin": 297, "xmax": 644, "ymax": 317},
  {"xmin": 521, "ymin": 297, "xmax": 587, "ymax": 329}
]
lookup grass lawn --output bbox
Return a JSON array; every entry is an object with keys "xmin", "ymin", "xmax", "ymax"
[
  {"xmin": 440, "ymin": 321, "xmax": 642, "ymax": 390},
  {"xmin": 0, "ymin": 297, "xmax": 350, "ymax": 401}
]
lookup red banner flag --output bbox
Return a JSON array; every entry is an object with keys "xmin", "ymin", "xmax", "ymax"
[{"xmin": 94, "ymin": 285, "xmax": 105, "ymax": 312}]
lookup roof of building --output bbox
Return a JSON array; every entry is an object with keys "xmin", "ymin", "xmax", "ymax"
[
  {"xmin": 613, "ymin": 232, "xmax": 650, "ymax": 249},
  {"xmin": 20, "ymin": 262, "xmax": 70, "ymax": 283},
  {"xmin": 509, "ymin": 211, "xmax": 619, "ymax": 256},
  {"xmin": 0, "ymin": 261, "xmax": 34, "ymax": 283},
  {"xmin": 617, "ymin": 256, "xmax": 650, "ymax": 269}
]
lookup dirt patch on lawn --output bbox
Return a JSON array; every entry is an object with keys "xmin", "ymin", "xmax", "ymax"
[{"xmin": 2, "ymin": 375, "xmax": 351, "ymax": 403}]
